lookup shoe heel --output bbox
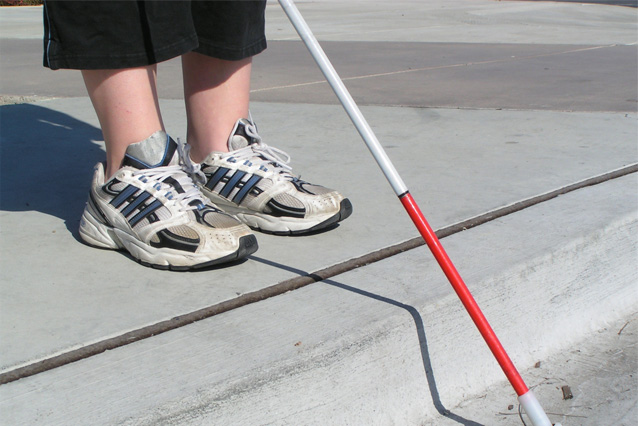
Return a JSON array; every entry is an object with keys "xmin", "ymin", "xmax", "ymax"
[{"xmin": 79, "ymin": 204, "xmax": 122, "ymax": 250}]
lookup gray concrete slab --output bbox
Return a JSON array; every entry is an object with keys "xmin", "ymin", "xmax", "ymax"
[
  {"xmin": 265, "ymin": 0, "xmax": 638, "ymax": 45},
  {"xmin": 0, "ymin": 5, "xmax": 42, "ymax": 40},
  {"xmin": 430, "ymin": 313, "xmax": 638, "ymax": 425},
  {"xmin": 1, "ymin": 173, "xmax": 635, "ymax": 425},
  {"xmin": 2, "ymin": 97, "xmax": 635, "ymax": 372},
  {"xmin": 519, "ymin": 0, "xmax": 637, "ymax": 7}
]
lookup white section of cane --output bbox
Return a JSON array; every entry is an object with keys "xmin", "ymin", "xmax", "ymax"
[
  {"xmin": 278, "ymin": 0, "xmax": 409, "ymax": 197},
  {"xmin": 518, "ymin": 390, "xmax": 560, "ymax": 426}
]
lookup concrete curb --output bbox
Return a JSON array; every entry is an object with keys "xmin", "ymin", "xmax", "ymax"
[
  {"xmin": 2, "ymin": 173, "xmax": 635, "ymax": 425},
  {"xmin": 3, "ymin": 163, "xmax": 635, "ymax": 386}
]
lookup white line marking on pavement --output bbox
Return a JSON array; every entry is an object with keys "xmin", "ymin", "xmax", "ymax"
[{"xmin": 251, "ymin": 44, "xmax": 620, "ymax": 93}]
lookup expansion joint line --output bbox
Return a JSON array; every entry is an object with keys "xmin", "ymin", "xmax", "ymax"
[{"xmin": 1, "ymin": 163, "xmax": 636, "ymax": 386}]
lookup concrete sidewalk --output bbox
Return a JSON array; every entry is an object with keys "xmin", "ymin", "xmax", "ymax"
[{"xmin": 1, "ymin": 1, "xmax": 636, "ymax": 425}]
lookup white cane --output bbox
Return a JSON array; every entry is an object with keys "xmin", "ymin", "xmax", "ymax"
[{"xmin": 277, "ymin": 1, "xmax": 560, "ymax": 425}]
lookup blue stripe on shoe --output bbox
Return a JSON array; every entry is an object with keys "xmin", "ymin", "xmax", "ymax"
[
  {"xmin": 219, "ymin": 170, "xmax": 247, "ymax": 198},
  {"xmin": 110, "ymin": 185, "xmax": 139, "ymax": 208},
  {"xmin": 129, "ymin": 199, "xmax": 163, "ymax": 227},
  {"xmin": 205, "ymin": 167, "xmax": 230, "ymax": 190},
  {"xmin": 232, "ymin": 174, "xmax": 262, "ymax": 204},
  {"xmin": 120, "ymin": 191, "xmax": 152, "ymax": 217}
]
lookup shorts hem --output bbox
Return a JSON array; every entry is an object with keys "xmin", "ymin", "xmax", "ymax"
[
  {"xmin": 194, "ymin": 37, "xmax": 267, "ymax": 61},
  {"xmin": 45, "ymin": 36, "xmax": 199, "ymax": 70}
]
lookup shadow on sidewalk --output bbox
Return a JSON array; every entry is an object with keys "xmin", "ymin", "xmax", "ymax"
[
  {"xmin": 0, "ymin": 102, "xmax": 104, "ymax": 238},
  {"xmin": 324, "ymin": 278, "xmax": 483, "ymax": 426},
  {"xmin": 250, "ymin": 255, "xmax": 483, "ymax": 426}
]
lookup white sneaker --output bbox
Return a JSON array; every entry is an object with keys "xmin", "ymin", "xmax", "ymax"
[
  {"xmin": 79, "ymin": 131, "xmax": 258, "ymax": 270},
  {"xmin": 195, "ymin": 118, "xmax": 353, "ymax": 235}
]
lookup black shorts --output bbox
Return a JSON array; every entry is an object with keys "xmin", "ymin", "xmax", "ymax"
[{"xmin": 43, "ymin": 0, "xmax": 267, "ymax": 70}]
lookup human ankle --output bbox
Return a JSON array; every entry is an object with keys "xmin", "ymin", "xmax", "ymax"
[
  {"xmin": 188, "ymin": 142, "xmax": 228, "ymax": 163},
  {"xmin": 104, "ymin": 162, "xmax": 119, "ymax": 180}
]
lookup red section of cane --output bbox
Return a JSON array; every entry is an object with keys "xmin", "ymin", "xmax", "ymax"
[{"xmin": 399, "ymin": 192, "xmax": 529, "ymax": 397}]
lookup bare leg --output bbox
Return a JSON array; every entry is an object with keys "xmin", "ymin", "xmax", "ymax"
[
  {"xmin": 182, "ymin": 52, "xmax": 252, "ymax": 162},
  {"xmin": 82, "ymin": 65, "xmax": 164, "ymax": 179}
]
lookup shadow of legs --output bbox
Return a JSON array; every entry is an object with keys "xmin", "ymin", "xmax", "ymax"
[{"xmin": 0, "ymin": 103, "xmax": 104, "ymax": 237}]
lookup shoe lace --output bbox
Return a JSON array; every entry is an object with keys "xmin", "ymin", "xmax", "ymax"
[
  {"xmin": 132, "ymin": 163, "xmax": 206, "ymax": 212},
  {"xmin": 177, "ymin": 138, "xmax": 207, "ymax": 186},
  {"xmin": 226, "ymin": 122, "xmax": 295, "ymax": 179}
]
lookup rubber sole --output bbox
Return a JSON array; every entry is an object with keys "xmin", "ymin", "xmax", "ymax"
[
  {"xmin": 138, "ymin": 234, "xmax": 259, "ymax": 271},
  {"xmin": 259, "ymin": 198, "xmax": 354, "ymax": 236}
]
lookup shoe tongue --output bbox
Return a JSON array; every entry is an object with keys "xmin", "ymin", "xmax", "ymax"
[
  {"xmin": 228, "ymin": 118, "xmax": 259, "ymax": 151},
  {"xmin": 123, "ymin": 131, "xmax": 179, "ymax": 169}
]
